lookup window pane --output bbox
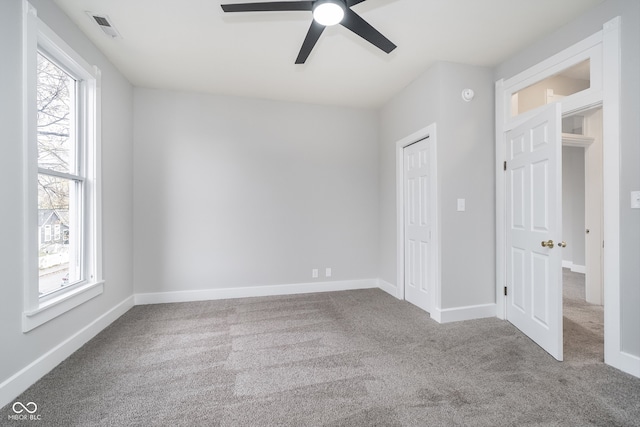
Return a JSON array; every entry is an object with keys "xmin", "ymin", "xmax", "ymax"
[
  {"xmin": 511, "ymin": 59, "xmax": 591, "ymax": 117},
  {"xmin": 38, "ymin": 174, "xmax": 82, "ymax": 296},
  {"xmin": 37, "ymin": 53, "xmax": 77, "ymax": 174}
]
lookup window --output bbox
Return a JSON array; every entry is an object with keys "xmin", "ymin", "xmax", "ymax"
[
  {"xmin": 23, "ymin": 4, "xmax": 103, "ymax": 332},
  {"xmin": 37, "ymin": 52, "xmax": 83, "ymax": 296},
  {"xmin": 511, "ymin": 60, "xmax": 591, "ymax": 117}
]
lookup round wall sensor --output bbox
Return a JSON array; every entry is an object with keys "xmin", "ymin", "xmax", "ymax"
[{"xmin": 462, "ymin": 88, "xmax": 475, "ymax": 102}]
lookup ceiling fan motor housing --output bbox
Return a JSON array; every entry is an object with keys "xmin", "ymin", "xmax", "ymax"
[{"xmin": 313, "ymin": 0, "xmax": 347, "ymax": 26}]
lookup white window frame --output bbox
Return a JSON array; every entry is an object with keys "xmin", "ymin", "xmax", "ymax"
[{"xmin": 22, "ymin": 1, "xmax": 103, "ymax": 332}]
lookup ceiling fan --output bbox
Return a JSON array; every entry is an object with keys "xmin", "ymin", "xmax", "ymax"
[{"xmin": 220, "ymin": 0, "xmax": 397, "ymax": 64}]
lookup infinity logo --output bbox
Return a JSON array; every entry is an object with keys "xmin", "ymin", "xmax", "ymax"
[{"xmin": 12, "ymin": 402, "xmax": 38, "ymax": 414}]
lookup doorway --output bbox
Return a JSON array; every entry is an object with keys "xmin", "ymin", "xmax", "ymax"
[
  {"xmin": 403, "ymin": 137, "xmax": 432, "ymax": 312},
  {"xmin": 395, "ymin": 123, "xmax": 439, "ymax": 319},
  {"xmin": 562, "ymin": 108, "xmax": 605, "ymax": 362},
  {"xmin": 562, "ymin": 109, "xmax": 604, "ymax": 306},
  {"xmin": 495, "ymin": 17, "xmax": 628, "ymax": 373}
]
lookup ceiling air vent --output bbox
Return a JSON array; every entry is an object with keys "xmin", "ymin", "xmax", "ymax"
[{"xmin": 87, "ymin": 12, "xmax": 121, "ymax": 38}]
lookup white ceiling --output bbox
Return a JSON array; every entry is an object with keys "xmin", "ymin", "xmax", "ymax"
[{"xmin": 53, "ymin": 0, "xmax": 603, "ymax": 108}]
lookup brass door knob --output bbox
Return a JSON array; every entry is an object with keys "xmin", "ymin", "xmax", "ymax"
[
  {"xmin": 559, "ymin": 241, "xmax": 567, "ymax": 248},
  {"xmin": 541, "ymin": 240, "xmax": 555, "ymax": 248}
]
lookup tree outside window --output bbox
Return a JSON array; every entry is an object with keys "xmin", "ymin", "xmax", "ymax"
[{"xmin": 37, "ymin": 52, "xmax": 81, "ymax": 296}]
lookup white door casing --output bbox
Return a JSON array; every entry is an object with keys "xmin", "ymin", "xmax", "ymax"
[
  {"xmin": 404, "ymin": 139, "xmax": 431, "ymax": 312},
  {"xmin": 505, "ymin": 103, "xmax": 563, "ymax": 361},
  {"xmin": 496, "ymin": 18, "xmax": 638, "ymax": 378}
]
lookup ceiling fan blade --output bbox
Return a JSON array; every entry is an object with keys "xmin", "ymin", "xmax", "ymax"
[
  {"xmin": 340, "ymin": 8, "xmax": 396, "ymax": 54},
  {"xmin": 221, "ymin": 1, "xmax": 313, "ymax": 13},
  {"xmin": 295, "ymin": 20, "xmax": 326, "ymax": 64},
  {"xmin": 346, "ymin": 0, "xmax": 367, "ymax": 6}
]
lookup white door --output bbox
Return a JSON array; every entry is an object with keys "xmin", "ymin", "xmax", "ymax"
[
  {"xmin": 505, "ymin": 104, "xmax": 563, "ymax": 361},
  {"xmin": 404, "ymin": 138, "xmax": 431, "ymax": 312}
]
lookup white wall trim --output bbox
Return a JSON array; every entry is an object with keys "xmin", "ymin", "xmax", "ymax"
[
  {"xmin": 562, "ymin": 261, "xmax": 587, "ymax": 274},
  {"xmin": 134, "ymin": 279, "xmax": 378, "ymax": 305},
  {"xmin": 609, "ymin": 351, "xmax": 640, "ymax": 379},
  {"xmin": 571, "ymin": 265, "xmax": 586, "ymax": 274},
  {"xmin": 432, "ymin": 303, "xmax": 497, "ymax": 324},
  {"xmin": 601, "ymin": 16, "xmax": 626, "ymax": 376},
  {"xmin": 23, "ymin": 281, "xmax": 104, "ymax": 332},
  {"xmin": 377, "ymin": 279, "xmax": 400, "ymax": 299},
  {"xmin": 495, "ymin": 78, "xmax": 506, "ymax": 320},
  {"xmin": 0, "ymin": 295, "xmax": 134, "ymax": 410}
]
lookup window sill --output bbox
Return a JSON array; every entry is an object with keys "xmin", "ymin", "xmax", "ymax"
[{"xmin": 23, "ymin": 280, "xmax": 104, "ymax": 332}]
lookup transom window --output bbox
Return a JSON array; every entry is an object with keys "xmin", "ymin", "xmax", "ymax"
[{"xmin": 511, "ymin": 59, "xmax": 591, "ymax": 117}]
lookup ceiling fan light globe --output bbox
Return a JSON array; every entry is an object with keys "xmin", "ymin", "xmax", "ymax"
[{"xmin": 313, "ymin": 2, "xmax": 345, "ymax": 26}]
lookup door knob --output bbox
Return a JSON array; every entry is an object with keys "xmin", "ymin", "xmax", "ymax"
[
  {"xmin": 559, "ymin": 241, "xmax": 567, "ymax": 248},
  {"xmin": 541, "ymin": 240, "xmax": 554, "ymax": 248}
]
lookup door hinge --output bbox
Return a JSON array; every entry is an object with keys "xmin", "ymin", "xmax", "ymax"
[
  {"xmin": 504, "ymin": 286, "xmax": 508, "ymax": 296},
  {"xmin": 504, "ymin": 161, "xmax": 507, "ymax": 171}
]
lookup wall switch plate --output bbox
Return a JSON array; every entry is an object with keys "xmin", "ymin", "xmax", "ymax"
[
  {"xmin": 631, "ymin": 191, "xmax": 640, "ymax": 209},
  {"xmin": 457, "ymin": 198, "xmax": 466, "ymax": 212},
  {"xmin": 312, "ymin": 269, "xmax": 318, "ymax": 278},
  {"xmin": 325, "ymin": 268, "xmax": 332, "ymax": 277}
]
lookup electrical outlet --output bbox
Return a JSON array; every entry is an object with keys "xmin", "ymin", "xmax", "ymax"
[
  {"xmin": 457, "ymin": 198, "xmax": 466, "ymax": 212},
  {"xmin": 312, "ymin": 269, "xmax": 319, "ymax": 278},
  {"xmin": 325, "ymin": 268, "xmax": 332, "ymax": 277}
]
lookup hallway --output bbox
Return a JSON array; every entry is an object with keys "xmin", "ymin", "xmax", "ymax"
[{"xmin": 563, "ymin": 269, "xmax": 605, "ymax": 364}]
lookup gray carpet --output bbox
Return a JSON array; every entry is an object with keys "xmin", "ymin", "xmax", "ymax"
[
  {"xmin": 2, "ymin": 280, "xmax": 639, "ymax": 426},
  {"xmin": 563, "ymin": 268, "xmax": 605, "ymax": 366}
]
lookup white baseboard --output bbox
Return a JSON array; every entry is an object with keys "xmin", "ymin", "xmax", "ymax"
[
  {"xmin": 571, "ymin": 264, "xmax": 586, "ymax": 274},
  {"xmin": 607, "ymin": 350, "xmax": 640, "ymax": 379},
  {"xmin": 431, "ymin": 303, "xmax": 497, "ymax": 324},
  {"xmin": 134, "ymin": 279, "xmax": 379, "ymax": 305},
  {"xmin": 0, "ymin": 295, "xmax": 134, "ymax": 410},
  {"xmin": 377, "ymin": 279, "xmax": 399, "ymax": 299},
  {"xmin": 562, "ymin": 260, "xmax": 586, "ymax": 274},
  {"xmin": 618, "ymin": 351, "xmax": 640, "ymax": 378}
]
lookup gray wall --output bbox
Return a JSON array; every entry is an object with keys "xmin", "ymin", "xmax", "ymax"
[
  {"xmin": 494, "ymin": 0, "xmax": 640, "ymax": 356},
  {"xmin": 133, "ymin": 89, "xmax": 379, "ymax": 293},
  {"xmin": 562, "ymin": 146, "xmax": 586, "ymax": 268},
  {"xmin": 378, "ymin": 62, "xmax": 496, "ymax": 310},
  {"xmin": 0, "ymin": 0, "xmax": 134, "ymax": 386}
]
